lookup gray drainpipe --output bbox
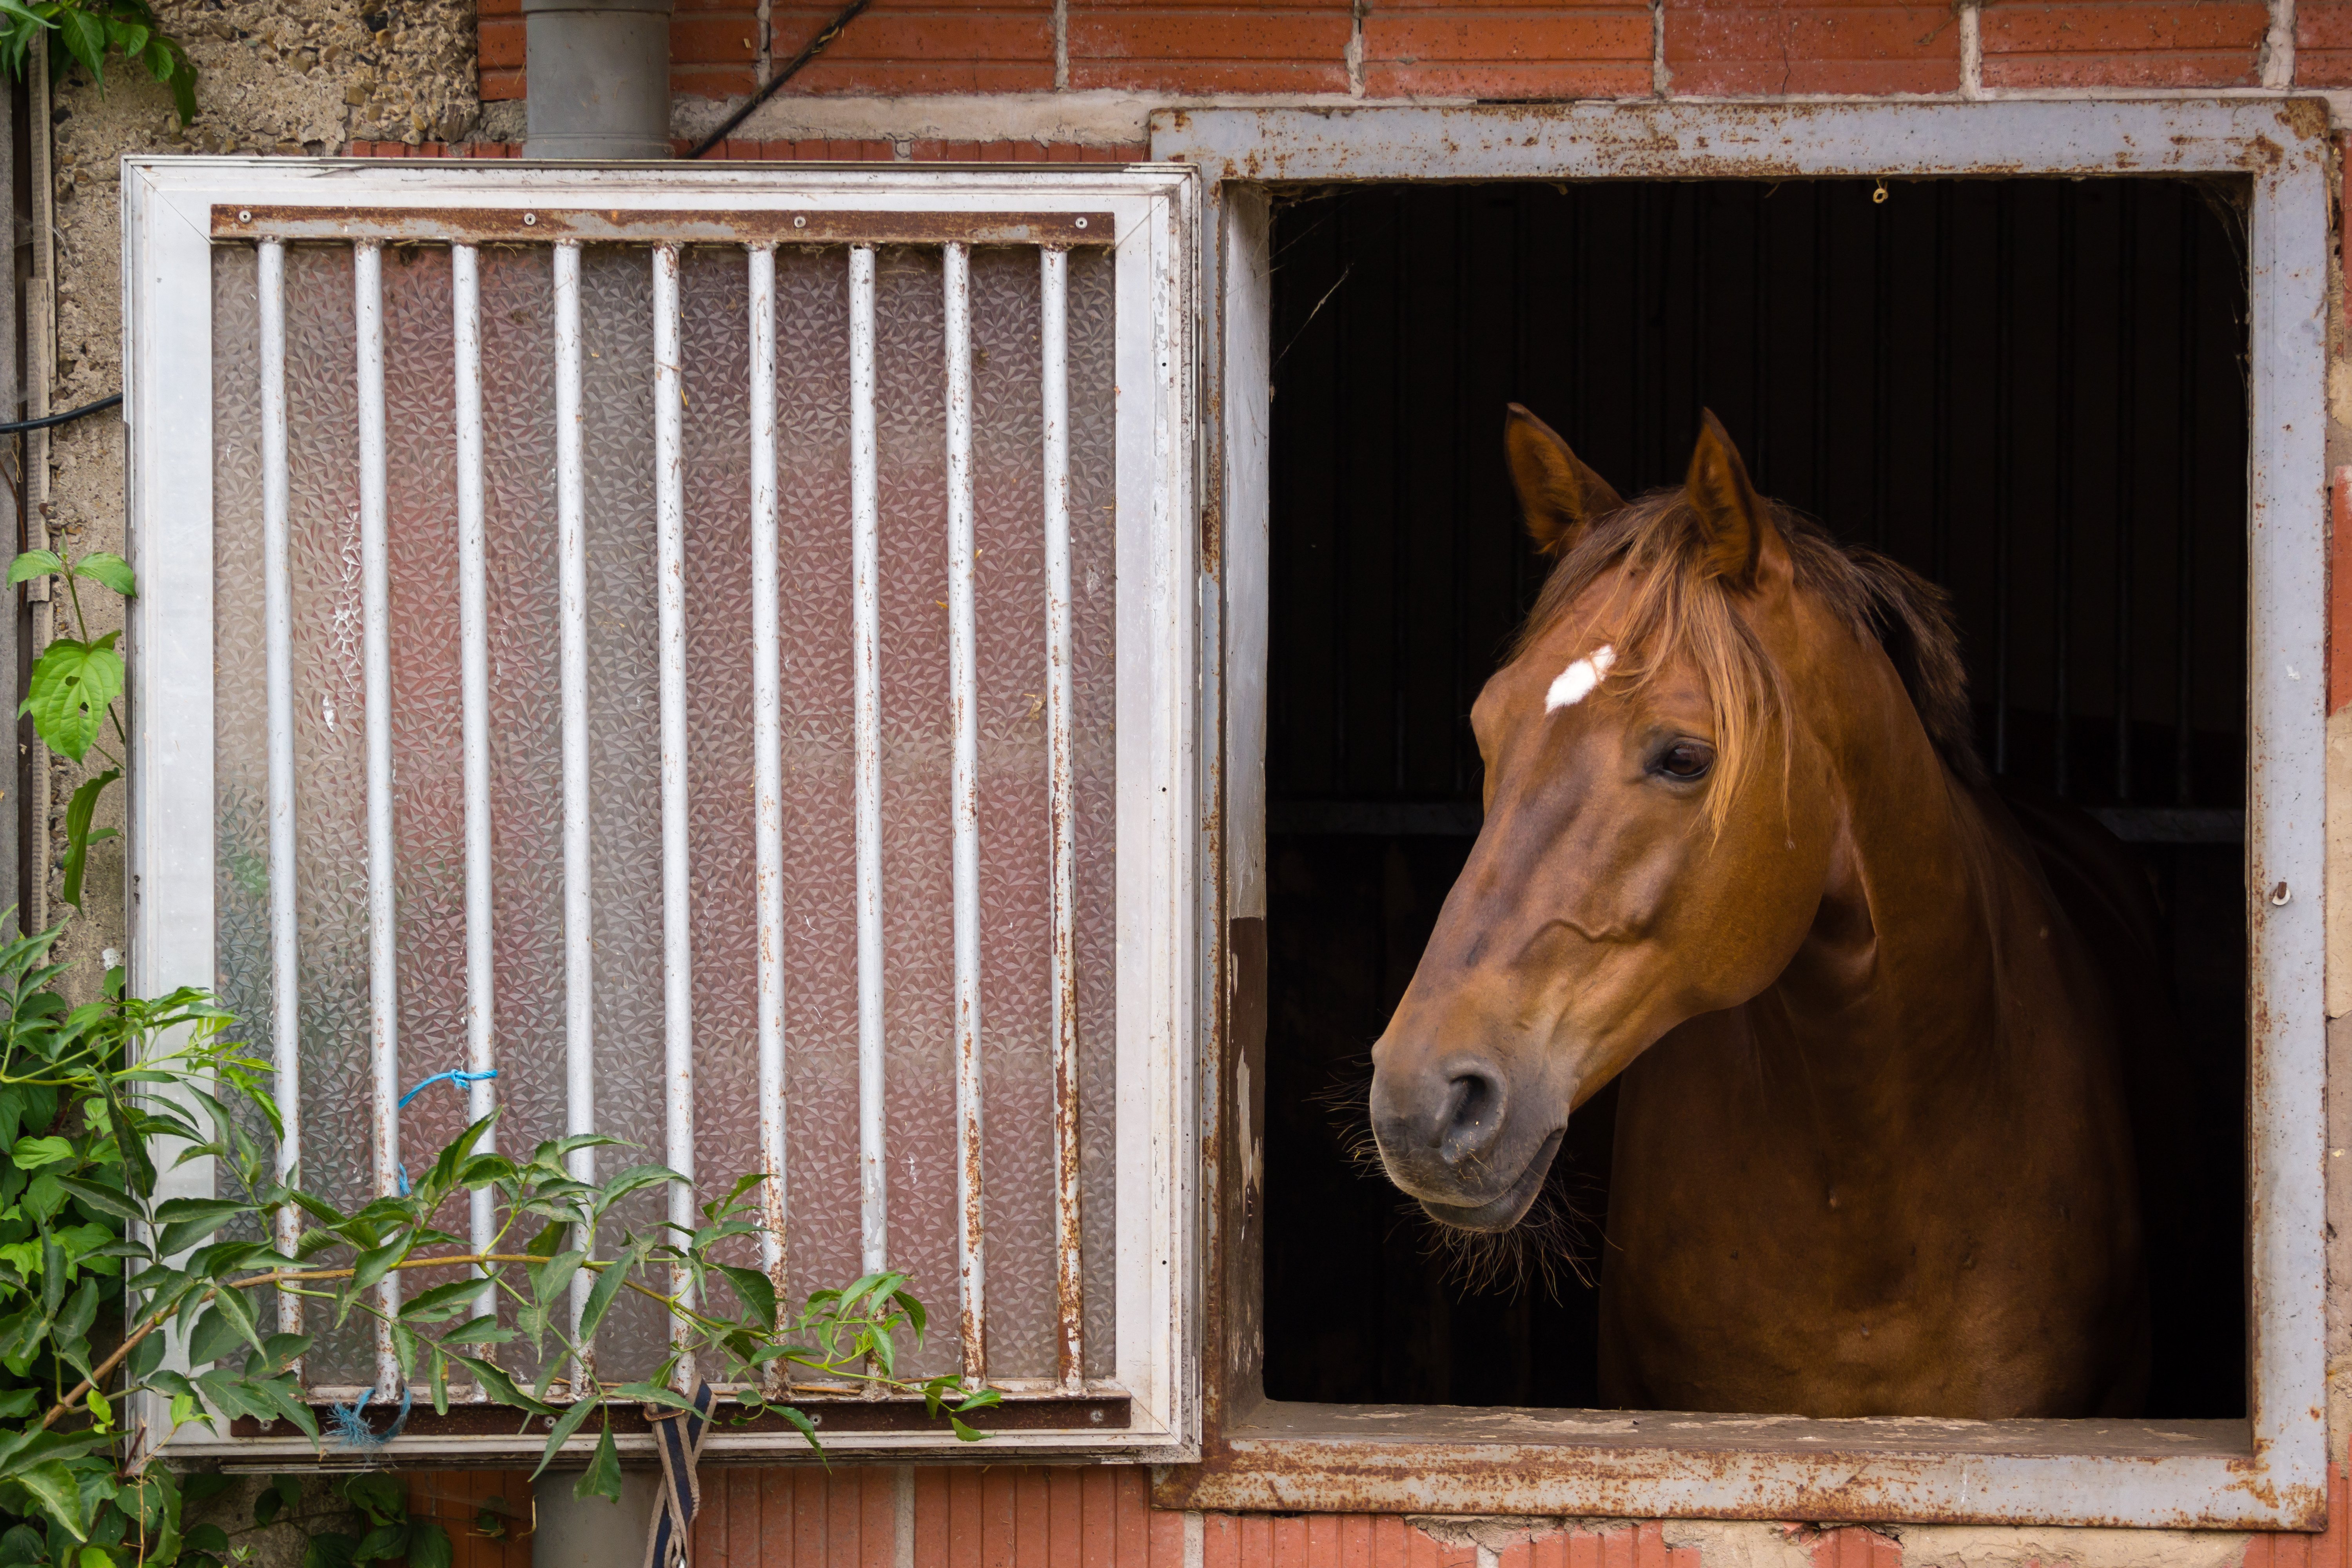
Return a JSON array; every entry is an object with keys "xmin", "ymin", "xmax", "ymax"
[{"xmin": 522, "ymin": 0, "xmax": 674, "ymax": 159}]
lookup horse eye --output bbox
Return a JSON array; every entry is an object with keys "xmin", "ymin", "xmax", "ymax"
[{"xmin": 1655, "ymin": 741, "xmax": 1714, "ymax": 780}]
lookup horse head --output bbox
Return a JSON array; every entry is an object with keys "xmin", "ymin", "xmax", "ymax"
[{"xmin": 1368, "ymin": 407, "xmax": 1860, "ymax": 1232}]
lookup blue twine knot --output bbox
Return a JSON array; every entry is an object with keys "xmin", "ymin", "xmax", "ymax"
[
  {"xmin": 394, "ymin": 1069, "xmax": 498, "ymax": 1196},
  {"xmin": 327, "ymin": 1385, "xmax": 413, "ymax": 1449}
]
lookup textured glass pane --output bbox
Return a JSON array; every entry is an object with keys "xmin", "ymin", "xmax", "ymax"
[
  {"xmin": 581, "ymin": 245, "xmax": 670, "ymax": 1378},
  {"xmin": 969, "ymin": 247, "xmax": 1054, "ymax": 1379},
  {"xmin": 211, "ymin": 232, "xmax": 1127, "ymax": 1398},
  {"xmin": 214, "ymin": 247, "xmax": 271, "ymax": 1118},
  {"xmin": 874, "ymin": 246, "xmax": 959, "ymax": 1379},
  {"xmin": 774, "ymin": 248, "xmax": 865, "ymax": 1337},
  {"xmin": 481, "ymin": 247, "xmax": 568, "ymax": 1172},
  {"xmin": 283, "ymin": 243, "xmax": 374, "ymax": 1385},
  {"xmin": 480, "ymin": 244, "xmax": 568, "ymax": 1375},
  {"xmin": 680, "ymin": 249, "xmax": 760, "ymax": 1267},
  {"xmin": 1067, "ymin": 247, "xmax": 1119, "ymax": 1379},
  {"xmin": 381, "ymin": 247, "xmax": 472, "ymax": 1273}
]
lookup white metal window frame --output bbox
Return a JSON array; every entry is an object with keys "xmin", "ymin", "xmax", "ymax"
[
  {"xmin": 1156, "ymin": 98, "xmax": 2332, "ymax": 1526},
  {"xmin": 120, "ymin": 157, "xmax": 1204, "ymax": 1464}
]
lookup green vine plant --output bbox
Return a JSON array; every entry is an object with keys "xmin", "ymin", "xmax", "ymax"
[
  {"xmin": 0, "ymin": 923, "xmax": 994, "ymax": 1565},
  {"xmin": 10, "ymin": 546, "xmax": 133, "ymax": 911},
  {"xmin": 0, "ymin": 541, "xmax": 996, "ymax": 1568},
  {"xmin": 0, "ymin": 0, "xmax": 196, "ymax": 123}
]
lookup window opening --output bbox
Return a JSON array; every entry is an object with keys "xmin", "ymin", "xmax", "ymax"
[{"xmin": 1262, "ymin": 178, "xmax": 2249, "ymax": 1419}]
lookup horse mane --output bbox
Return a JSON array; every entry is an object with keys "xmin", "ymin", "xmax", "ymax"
[{"xmin": 1511, "ymin": 490, "xmax": 1986, "ymax": 823}]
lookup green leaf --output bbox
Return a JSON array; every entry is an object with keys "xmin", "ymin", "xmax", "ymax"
[
  {"xmin": 51, "ymin": 1176, "xmax": 139, "ymax": 1224},
  {"xmin": 347, "ymin": 1237, "xmax": 407, "ymax": 1299},
  {"xmin": 607, "ymin": 1381, "xmax": 696, "ymax": 1413},
  {"xmin": 350, "ymin": 1524, "xmax": 407, "ymax": 1565},
  {"xmin": 449, "ymin": 1353, "xmax": 552, "ymax": 1416},
  {"xmin": 67, "ymin": 554, "xmax": 133, "ymax": 599},
  {"xmin": 19, "ymin": 635, "xmax": 121, "ymax": 763},
  {"xmin": 574, "ymin": 1421, "xmax": 621, "ymax": 1503},
  {"xmin": 529, "ymin": 1398, "xmax": 595, "ymax": 1481},
  {"xmin": 339, "ymin": 1474, "xmax": 403, "ymax": 1526},
  {"xmin": 406, "ymin": 1523, "xmax": 451, "ymax": 1568},
  {"xmin": 300, "ymin": 1534, "xmax": 356, "ymax": 1568},
  {"xmin": 181, "ymin": 1526, "xmax": 228, "ymax": 1556},
  {"xmin": 206, "ymin": 1281, "xmax": 265, "ymax": 1357},
  {"xmin": 0, "ymin": 1389, "xmax": 33, "ymax": 1419},
  {"xmin": 8, "ymin": 1137, "xmax": 71, "ymax": 1169},
  {"xmin": 58, "ymin": 769, "xmax": 119, "ymax": 910},
  {"xmin": 575, "ymin": 1249, "xmax": 633, "ymax": 1343},
  {"xmin": 8, "ymin": 551, "xmax": 61, "ymax": 585},
  {"xmin": 15, "ymin": 1461, "xmax": 87, "ymax": 1541},
  {"xmin": 437, "ymin": 1314, "xmax": 515, "ymax": 1347},
  {"xmin": 776, "ymin": 1404, "xmax": 822, "ymax": 1454},
  {"xmin": 949, "ymin": 1417, "xmax": 984, "ymax": 1442},
  {"xmin": 244, "ymin": 1377, "xmax": 318, "ymax": 1444},
  {"xmin": 167, "ymin": 58, "xmax": 196, "ymax": 123},
  {"xmin": 185, "ymin": 1306, "xmax": 241, "ymax": 1368},
  {"xmin": 53, "ymin": 6, "xmax": 100, "ymax": 81},
  {"xmin": 151, "ymin": 1196, "xmax": 243, "ymax": 1257},
  {"xmin": 714, "ymin": 1265, "xmax": 775, "ymax": 1330}
]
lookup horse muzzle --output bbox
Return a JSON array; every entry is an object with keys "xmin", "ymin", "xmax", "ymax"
[{"xmin": 1368, "ymin": 1053, "xmax": 1566, "ymax": 1231}]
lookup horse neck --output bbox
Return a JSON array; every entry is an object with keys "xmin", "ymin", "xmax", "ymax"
[{"xmin": 1755, "ymin": 634, "xmax": 2008, "ymax": 1116}]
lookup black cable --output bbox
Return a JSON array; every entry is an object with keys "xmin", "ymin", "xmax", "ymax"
[
  {"xmin": 0, "ymin": 393, "xmax": 122, "ymax": 436},
  {"xmin": 688, "ymin": 0, "xmax": 874, "ymax": 160}
]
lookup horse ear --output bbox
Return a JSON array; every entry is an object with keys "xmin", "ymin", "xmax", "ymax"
[
  {"xmin": 1505, "ymin": 404, "xmax": 1622, "ymax": 557},
  {"xmin": 1683, "ymin": 409, "xmax": 1779, "ymax": 590}
]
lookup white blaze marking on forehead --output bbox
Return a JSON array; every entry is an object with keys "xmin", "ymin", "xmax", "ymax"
[{"xmin": 1545, "ymin": 644, "xmax": 1616, "ymax": 713}]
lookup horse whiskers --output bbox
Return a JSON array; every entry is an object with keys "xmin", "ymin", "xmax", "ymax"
[{"xmin": 1324, "ymin": 1066, "xmax": 1601, "ymax": 1301}]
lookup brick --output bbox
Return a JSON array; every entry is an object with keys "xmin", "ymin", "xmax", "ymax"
[
  {"xmin": 479, "ymin": 64, "xmax": 524, "ymax": 98},
  {"xmin": 1365, "ymin": 4, "xmax": 1651, "ymax": 97},
  {"xmin": 1068, "ymin": 0, "xmax": 1352, "ymax": 91},
  {"xmin": 763, "ymin": 2, "xmax": 1053, "ymax": 92},
  {"xmin": 1978, "ymin": 1, "xmax": 2268, "ymax": 87},
  {"xmin": 2299, "ymin": 0, "xmax": 2352, "ymax": 82},
  {"xmin": 1664, "ymin": 0, "xmax": 1959, "ymax": 94},
  {"xmin": 477, "ymin": 15, "xmax": 524, "ymax": 67},
  {"xmin": 673, "ymin": 14, "xmax": 760, "ymax": 63}
]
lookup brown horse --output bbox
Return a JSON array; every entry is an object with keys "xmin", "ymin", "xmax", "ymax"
[{"xmin": 1366, "ymin": 407, "xmax": 2148, "ymax": 1419}]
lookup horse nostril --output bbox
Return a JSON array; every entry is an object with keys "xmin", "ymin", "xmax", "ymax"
[{"xmin": 1438, "ymin": 1066, "xmax": 1506, "ymax": 1167}]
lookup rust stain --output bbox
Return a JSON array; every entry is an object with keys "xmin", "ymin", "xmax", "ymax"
[{"xmin": 211, "ymin": 206, "xmax": 1116, "ymax": 247}]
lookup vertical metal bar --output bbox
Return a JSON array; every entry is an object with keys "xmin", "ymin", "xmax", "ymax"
[
  {"xmin": 1931, "ymin": 183, "xmax": 1953, "ymax": 586},
  {"xmin": 2176, "ymin": 194, "xmax": 2200, "ymax": 806},
  {"xmin": 1332, "ymin": 205, "xmax": 1352, "ymax": 783},
  {"xmin": 849, "ymin": 244, "xmax": 888, "ymax": 1277},
  {"xmin": 1873, "ymin": 188, "xmax": 1893, "ymax": 552},
  {"xmin": 453, "ymin": 243, "xmax": 497, "ymax": 1336},
  {"xmin": 2054, "ymin": 189, "xmax": 2076, "ymax": 797},
  {"xmin": 555, "ymin": 240, "xmax": 596, "ymax": 1368},
  {"xmin": 749, "ymin": 245, "xmax": 788, "ymax": 1344},
  {"xmin": 1449, "ymin": 191, "xmax": 1472, "ymax": 799},
  {"xmin": 259, "ymin": 239, "xmax": 302, "ymax": 1342},
  {"xmin": 2114, "ymin": 186, "xmax": 2137, "ymax": 802},
  {"xmin": 355, "ymin": 238, "xmax": 401, "ymax": 1396},
  {"xmin": 1040, "ymin": 245, "xmax": 1083, "ymax": 1390},
  {"xmin": 943, "ymin": 241, "xmax": 986, "ymax": 1379},
  {"xmin": 1751, "ymin": 186, "xmax": 1769, "ymax": 485},
  {"xmin": 653, "ymin": 245, "xmax": 696, "ymax": 1381},
  {"xmin": 1390, "ymin": 203, "xmax": 1410, "ymax": 795},
  {"xmin": 1811, "ymin": 184, "xmax": 1831, "ymax": 512},
  {"xmin": 1632, "ymin": 187, "xmax": 1652, "ymax": 487},
  {"xmin": 1994, "ymin": 187, "xmax": 2014, "ymax": 775},
  {"xmin": 1691, "ymin": 186, "xmax": 1708, "ymax": 458}
]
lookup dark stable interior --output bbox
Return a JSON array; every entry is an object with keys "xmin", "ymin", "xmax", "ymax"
[{"xmin": 1261, "ymin": 178, "xmax": 2251, "ymax": 1419}]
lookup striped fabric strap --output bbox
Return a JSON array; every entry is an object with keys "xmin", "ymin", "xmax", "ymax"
[{"xmin": 641, "ymin": 1381, "xmax": 715, "ymax": 1568}]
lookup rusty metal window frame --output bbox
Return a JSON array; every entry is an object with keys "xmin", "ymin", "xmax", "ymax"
[
  {"xmin": 119, "ymin": 157, "xmax": 1206, "ymax": 1466},
  {"xmin": 1158, "ymin": 99, "xmax": 2332, "ymax": 1528}
]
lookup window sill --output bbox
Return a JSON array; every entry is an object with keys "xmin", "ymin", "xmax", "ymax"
[{"xmin": 1154, "ymin": 1399, "xmax": 2299, "ymax": 1529}]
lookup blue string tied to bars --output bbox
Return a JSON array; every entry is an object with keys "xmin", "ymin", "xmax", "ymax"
[
  {"xmin": 328, "ymin": 1385, "xmax": 414, "ymax": 1449},
  {"xmin": 394, "ymin": 1069, "xmax": 499, "ymax": 1196}
]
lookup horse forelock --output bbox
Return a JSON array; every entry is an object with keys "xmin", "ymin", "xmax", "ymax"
[{"xmin": 1508, "ymin": 491, "xmax": 1986, "ymax": 804}]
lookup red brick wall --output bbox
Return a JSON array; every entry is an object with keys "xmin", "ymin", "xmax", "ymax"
[{"xmin": 472, "ymin": 0, "xmax": 2352, "ymax": 106}]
